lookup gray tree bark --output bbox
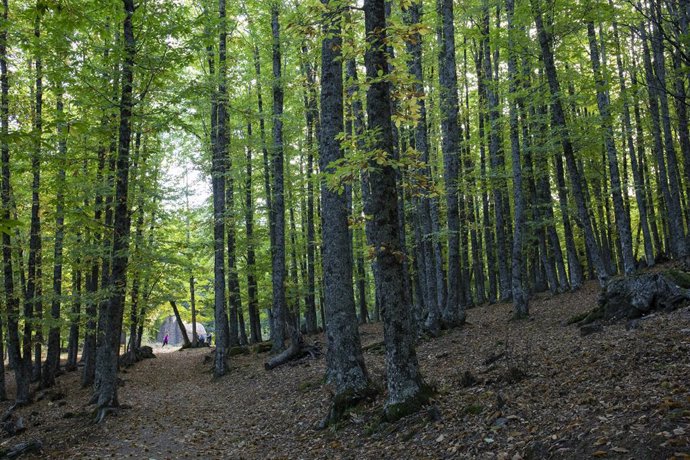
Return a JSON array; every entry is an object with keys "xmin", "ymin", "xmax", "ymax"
[
  {"xmin": 506, "ymin": 0, "xmax": 528, "ymax": 316},
  {"xmin": 364, "ymin": 0, "xmax": 429, "ymax": 421},
  {"xmin": 270, "ymin": 3, "xmax": 287, "ymax": 353},
  {"xmin": 93, "ymin": 0, "xmax": 135, "ymax": 419},
  {"xmin": 437, "ymin": 0, "xmax": 465, "ymax": 326},
  {"xmin": 319, "ymin": 2, "xmax": 370, "ymax": 424},
  {"xmin": 532, "ymin": 2, "xmax": 609, "ymax": 286},
  {"xmin": 586, "ymin": 22, "xmax": 636, "ymax": 275}
]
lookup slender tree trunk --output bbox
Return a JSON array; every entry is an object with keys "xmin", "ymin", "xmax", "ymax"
[
  {"xmin": 301, "ymin": 47, "xmax": 318, "ymax": 335},
  {"xmin": 610, "ymin": 7, "xmax": 654, "ymax": 266},
  {"xmin": 245, "ymin": 120, "xmax": 261, "ymax": 344},
  {"xmin": 533, "ymin": 3, "xmax": 609, "ymax": 286},
  {"xmin": 403, "ymin": 0, "xmax": 439, "ymax": 333},
  {"xmin": 482, "ymin": 1, "xmax": 511, "ymax": 301},
  {"xmin": 128, "ymin": 133, "xmax": 145, "ymax": 353},
  {"xmin": 319, "ymin": 2, "xmax": 370, "ymax": 424},
  {"xmin": 586, "ymin": 22, "xmax": 635, "ymax": 274},
  {"xmin": 28, "ymin": 8, "xmax": 44, "ymax": 384},
  {"xmin": 212, "ymin": 0, "xmax": 230, "ymax": 376},
  {"xmin": 437, "ymin": 0, "xmax": 465, "ymax": 327},
  {"xmin": 226, "ymin": 141, "xmax": 241, "ymax": 348},
  {"xmin": 0, "ymin": 0, "xmax": 10, "ymax": 401},
  {"xmin": 169, "ymin": 301, "xmax": 191, "ymax": 348},
  {"xmin": 270, "ymin": 3, "xmax": 287, "ymax": 353},
  {"xmin": 364, "ymin": 0, "xmax": 428, "ymax": 421},
  {"xmin": 66, "ymin": 259, "xmax": 81, "ymax": 372},
  {"xmin": 43, "ymin": 81, "xmax": 68, "ymax": 388},
  {"xmin": 475, "ymin": 50, "xmax": 498, "ymax": 303},
  {"xmin": 93, "ymin": 0, "xmax": 135, "ymax": 418},
  {"xmin": 506, "ymin": 0, "xmax": 528, "ymax": 316},
  {"xmin": 640, "ymin": 23, "xmax": 677, "ymax": 258},
  {"xmin": 648, "ymin": 3, "xmax": 687, "ymax": 257}
]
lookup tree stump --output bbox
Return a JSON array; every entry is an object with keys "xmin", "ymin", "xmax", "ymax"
[{"xmin": 583, "ymin": 270, "xmax": 690, "ymax": 325}]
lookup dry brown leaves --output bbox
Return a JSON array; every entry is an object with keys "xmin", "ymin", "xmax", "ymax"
[{"xmin": 1, "ymin": 277, "xmax": 689, "ymax": 459}]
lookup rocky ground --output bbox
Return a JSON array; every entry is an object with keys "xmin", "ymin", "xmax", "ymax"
[{"xmin": 1, "ymin": 276, "xmax": 689, "ymax": 459}]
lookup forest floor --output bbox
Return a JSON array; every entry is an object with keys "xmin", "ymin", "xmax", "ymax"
[{"xmin": 2, "ymin": 276, "xmax": 690, "ymax": 459}]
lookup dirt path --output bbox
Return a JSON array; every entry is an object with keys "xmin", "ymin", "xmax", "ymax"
[{"xmin": 2, "ymin": 279, "xmax": 690, "ymax": 459}]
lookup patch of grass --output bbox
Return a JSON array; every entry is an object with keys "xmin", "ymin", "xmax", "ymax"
[{"xmin": 297, "ymin": 380, "xmax": 320, "ymax": 393}]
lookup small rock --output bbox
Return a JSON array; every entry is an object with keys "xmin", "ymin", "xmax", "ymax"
[
  {"xmin": 625, "ymin": 319, "xmax": 641, "ymax": 331},
  {"xmin": 580, "ymin": 323, "xmax": 603, "ymax": 336},
  {"xmin": 427, "ymin": 405, "xmax": 442, "ymax": 423},
  {"xmin": 673, "ymin": 427, "xmax": 685, "ymax": 436},
  {"xmin": 494, "ymin": 417, "xmax": 509, "ymax": 428},
  {"xmin": 436, "ymin": 434, "xmax": 445, "ymax": 443}
]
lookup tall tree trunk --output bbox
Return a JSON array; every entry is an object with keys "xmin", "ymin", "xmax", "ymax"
[
  {"xmin": 482, "ymin": 1, "xmax": 511, "ymax": 301},
  {"xmin": 270, "ymin": 3, "xmax": 287, "ymax": 353},
  {"xmin": 66, "ymin": 257, "xmax": 81, "ymax": 372},
  {"xmin": 212, "ymin": 0, "xmax": 230, "ymax": 376},
  {"xmin": 127, "ymin": 132, "xmax": 145, "ymax": 353},
  {"xmin": 42, "ymin": 80, "xmax": 67, "ymax": 388},
  {"xmin": 319, "ymin": 1, "xmax": 370, "ymax": 424},
  {"xmin": 301, "ymin": 47, "xmax": 318, "ymax": 335},
  {"xmin": 245, "ymin": 120, "xmax": 261, "ymax": 344},
  {"xmin": 0, "ymin": 0, "xmax": 10, "ymax": 401},
  {"xmin": 437, "ymin": 0, "xmax": 465, "ymax": 327},
  {"xmin": 648, "ymin": 3, "xmax": 687, "ymax": 257},
  {"xmin": 226, "ymin": 140, "xmax": 241, "ymax": 348},
  {"xmin": 640, "ymin": 23, "xmax": 677, "ymax": 258},
  {"xmin": 184, "ymin": 173, "xmax": 198, "ymax": 347},
  {"xmin": 346, "ymin": 57, "xmax": 376, "ymax": 325},
  {"xmin": 532, "ymin": 2, "xmax": 609, "ymax": 286},
  {"xmin": 403, "ymin": 0, "xmax": 439, "ymax": 333},
  {"xmin": 364, "ymin": 0, "xmax": 428, "ymax": 421},
  {"xmin": 506, "ymin": 0, "xmax": 528, "ymax": 316},
  {"xmin": 28, "ymin": 7, "xmax": 44, "ymax": 384},
  {"xmin": 93, "ymin": 0, "xmax": 135, "ymax": 418},
  {"xmin": 586, "ymin": 22, "xmax": 635, "ymax": 274},
  {"xmin": 610, "ymin": 6, "xmax": 654, "ymax": 266},
  {"xmin": 475, "ymin": 51, "xmax": 498, "ymax": 303}
]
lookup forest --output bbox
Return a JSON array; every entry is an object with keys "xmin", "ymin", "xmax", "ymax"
[{"xmin": 0, "ymin": 0, "xmax": 689, "ymax": 457}]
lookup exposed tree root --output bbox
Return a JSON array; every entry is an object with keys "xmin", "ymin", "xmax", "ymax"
[{"xmin": 264, "ymin": 339, "xmax": 321, "ymax": 370}]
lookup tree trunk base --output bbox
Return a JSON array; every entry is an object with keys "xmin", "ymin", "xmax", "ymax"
[
  {"xmin": 573, "ymin": 269, "xmax": 690, "ymax": 330},
  {"xmin": 318, "ymin": 384, "xmax": 378, "ymax": 429}
]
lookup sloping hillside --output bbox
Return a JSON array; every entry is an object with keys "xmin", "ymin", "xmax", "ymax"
[{"xmin": 2, "ymin": 278, "xmax": 689, "ymax": 459}]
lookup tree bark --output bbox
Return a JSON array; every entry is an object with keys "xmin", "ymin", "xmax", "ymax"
[
  {"xmin": 532, "ymin": 2, "xmax": 609, "ymax": 286},
  {"xmin": 42, "ymin": 80, "xmax": 68, "ymax": 388},
  {"xmin": 506, "ymin": 0, "xmax": 528, "ymax": 316},
  {"xmin": 169, "ymin": 301, "xmax": 191, "ymax": 348},
  {"xmin": 403, "ymin": 0, "xmax": 440, "ymax": 333},
  {"xmin": 0, "ymin": 0, "xmax": 11, "ymax": 401},
  {"xmin": 319, "ymin": 1, "xmax": 370, "ymax": 424},
  {"xmin": 270, "ymin": 3, "xmax": 287, "ymax": 353},
  {"xmin": 211, "ymin": 0, "xmax": 230, "ymax": 377},
  {"xmin": 437, "ymin": 0, "xmax": 465, "ymax": 327},
  {"xmin": 586, "ymin": 21, "xmax": 636, "ymax": 275},
  {"xmin": 363, "ymin": 0, "xmax": 429, "ymax": 421},
  {"xmin": 93, "ymin": 0, "xmax": 135, "ymax": 418},
  {"xmin": 245, "ymin": 119, "xmax": 262, "ymax": 344}
]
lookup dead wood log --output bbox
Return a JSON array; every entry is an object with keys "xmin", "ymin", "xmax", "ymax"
[
  {"xmin": 0, "ymin": 439, "xmax": 42, "ymax": 458},
  {"xmin": 264, "ymin": 339, "xmax": 321, "ymax": 370}
]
